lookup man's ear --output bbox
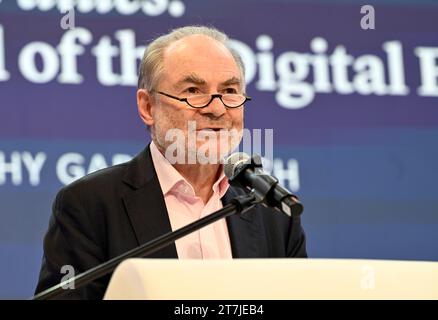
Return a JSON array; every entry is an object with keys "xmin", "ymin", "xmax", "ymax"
[{"xmin": 137, "ymin": 89, "xmax": 155, "ymax": 126}]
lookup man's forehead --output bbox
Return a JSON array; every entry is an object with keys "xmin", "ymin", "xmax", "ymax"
[
  {"xmin": 160, "ymin": 35, "xmax": 242, "ymax": 87},
  {"xmin": 165, "ymin": 34, "xmax": 231, "ymax": 57},
  {"xmin": 172, "ymin": 73, "xmax": 242, "ymax": 89},
  {"xmin": 163, "ymin": 36, "xmax": 237, "ymax": 69}
]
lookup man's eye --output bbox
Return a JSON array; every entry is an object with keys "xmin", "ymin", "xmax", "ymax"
[
  {"xmin": 224, "ymin": 88, "xmax": 238, "ymax": 94},
  {"xmin": 185, "ymin": 87, "xmax": 200, "ymax": 94}
]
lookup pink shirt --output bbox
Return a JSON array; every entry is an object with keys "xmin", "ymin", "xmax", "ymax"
[{"xmin": 150, "ymin": 141, "xmax": 233, "ymax": 259}]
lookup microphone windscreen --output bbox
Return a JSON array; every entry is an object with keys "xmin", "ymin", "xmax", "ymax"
[{"xmin": 224, "ymin": 152, "xmax": 250, "ymax": 178}]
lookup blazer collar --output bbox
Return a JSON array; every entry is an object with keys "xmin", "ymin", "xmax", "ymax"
[{"xmin": 122, "ymin": 145, "xmax": 155, "ymax": 190}]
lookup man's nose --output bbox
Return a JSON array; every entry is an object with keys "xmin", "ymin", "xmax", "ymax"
[{"xmin": 198, "ymin": 95, "xmax": 227, "ymax": 118}]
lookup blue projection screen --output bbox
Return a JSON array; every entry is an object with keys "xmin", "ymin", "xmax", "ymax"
[{"xmin": 0, "ymin": 0, "xmax": 437, "ymax": 298}]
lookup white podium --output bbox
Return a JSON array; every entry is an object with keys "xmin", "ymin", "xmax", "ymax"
[{"xmin": 104, "ymin": 258, "xmax": 438, "ymax": 300}]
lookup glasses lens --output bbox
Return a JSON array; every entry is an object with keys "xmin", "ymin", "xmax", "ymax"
[
  {"xmin": 186, "ymin": 94, "xmax": 247, "ymax": 108},
  {"xmin": 222, "ymin": 94, "xmax": 246, "ymax": 108},
  {"xmin": 186, "ymin": 94, "xmax": 211, "ymax": 108}
]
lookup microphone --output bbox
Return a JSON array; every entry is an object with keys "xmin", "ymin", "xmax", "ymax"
[{"xmin": 224, "ymin": 152, "xmax": 303, "ymax": 217}]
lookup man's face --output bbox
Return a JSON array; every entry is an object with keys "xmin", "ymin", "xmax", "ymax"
[{"xmin": 141, "ymin": 35, "xmax": 245, "ymax": 164}]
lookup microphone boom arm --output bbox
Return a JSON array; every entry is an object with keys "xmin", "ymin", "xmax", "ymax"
[{"xmin": 32, "ymin": 192, "xmax": 257, "ymax": 300}]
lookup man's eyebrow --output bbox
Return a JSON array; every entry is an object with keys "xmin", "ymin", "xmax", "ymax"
[
  {"xmin": 221, "ymin": 77, "xmax": 242, "ymax": 87},
  {"xmin": 174, "ymin": 74, "xmax": 207, "ymax": 89}
]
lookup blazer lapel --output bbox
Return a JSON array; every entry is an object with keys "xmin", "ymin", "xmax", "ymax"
[
  {"xmin": 223, "ymin": 187, "xmax": 261, "ymax": 258},
  {"xmin": 121, "ymin": 145, "xmax": 178, "ymax": 259}
]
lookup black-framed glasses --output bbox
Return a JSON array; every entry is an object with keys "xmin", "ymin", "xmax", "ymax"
[{"xmin": 152, "ymin": 90, "xmax": 251, "ymax": 109}]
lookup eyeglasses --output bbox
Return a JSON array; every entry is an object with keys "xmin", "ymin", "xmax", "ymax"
[{"xmin": 152, "ymin": 90, "xmax": 251, "ymax": 109}]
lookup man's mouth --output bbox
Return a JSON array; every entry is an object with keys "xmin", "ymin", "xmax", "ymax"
[{"xmin": 197, "ymin": 128, "xmax": 225, "ymax": 132}]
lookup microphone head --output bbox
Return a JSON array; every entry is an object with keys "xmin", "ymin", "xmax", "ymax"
[{"xmin": 224, "ymin": 152, "xmax": 251, "ymax": 178}]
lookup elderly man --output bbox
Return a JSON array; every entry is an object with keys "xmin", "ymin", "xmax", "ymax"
[{"xmin": 35, "ymin": 26, "xmax": 307, "ymax": 300}]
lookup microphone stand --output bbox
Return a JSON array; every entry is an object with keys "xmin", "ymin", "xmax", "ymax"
[{"xmin": 32, "ymin": 192, "xmax": 258, "ymax": 300}]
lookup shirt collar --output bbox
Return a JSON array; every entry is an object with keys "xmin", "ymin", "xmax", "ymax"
[{"xmin": 150, "ymin": 141, "xmax": 229, "ymax": 198}]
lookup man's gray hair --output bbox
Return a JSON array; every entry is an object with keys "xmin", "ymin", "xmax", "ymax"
[{"xmin": 137, "ymin": 25, "xmax": 245, "ymax": 91}]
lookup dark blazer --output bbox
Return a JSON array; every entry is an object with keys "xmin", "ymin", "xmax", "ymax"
[{"xmin": 35, "ymin": 145, "xmax": 307, "ymax": 299}]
